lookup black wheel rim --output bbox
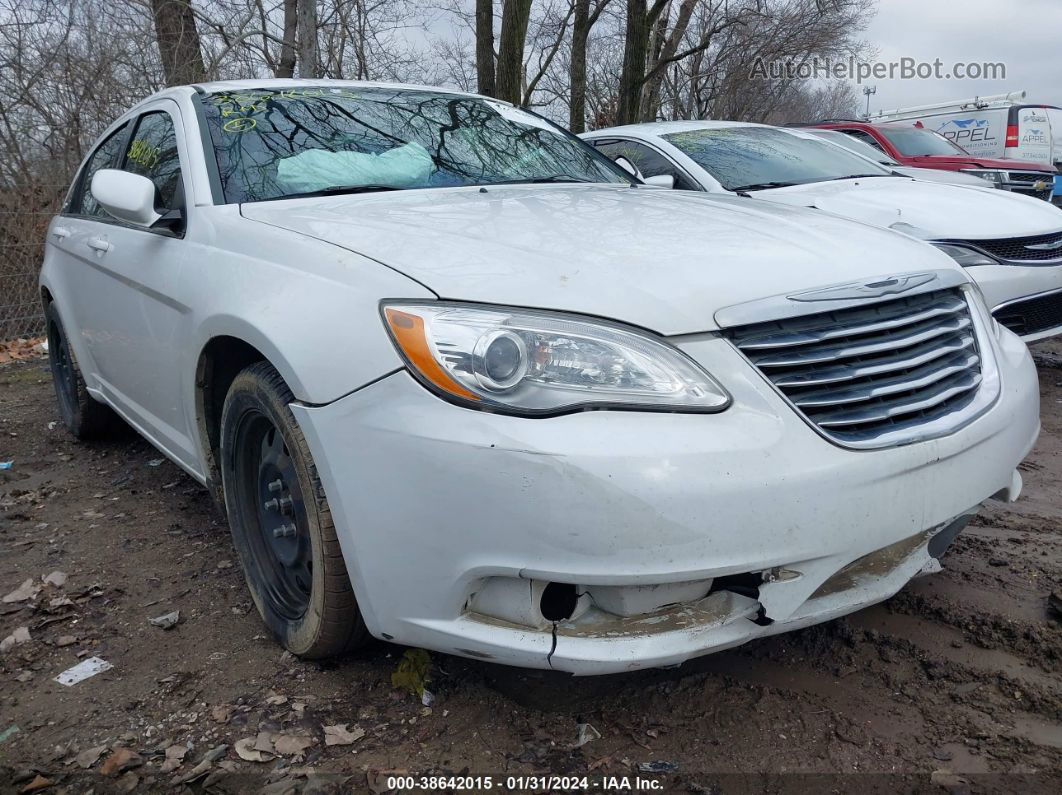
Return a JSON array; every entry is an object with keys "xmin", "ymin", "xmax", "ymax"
[
  {"xmin": 48, "ymin": 319, "xmax": 77, "ymax": 424},
  {"xmin": 233, "ymin": 410, "xmax": 312, "ymax": 621}
]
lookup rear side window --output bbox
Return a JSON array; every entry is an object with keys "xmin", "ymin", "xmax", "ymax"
[
  {"xmin": 842, "ymin": 129, "xmax": 886, "ymax": 153},
  {"xmin": 121, "ymin": 112, "xmax": 184, "ymax": 211},
  {"xmin": 70, "ymin": 123, "xmax": 130, "ymax": 217}
]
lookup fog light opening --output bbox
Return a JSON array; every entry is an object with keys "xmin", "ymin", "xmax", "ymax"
[{"xmin": 540, "ymin": 582, "xmax": 578, "ymax": 622}]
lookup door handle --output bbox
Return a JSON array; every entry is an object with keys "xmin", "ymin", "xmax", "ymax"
[
  {"xmin": 51, "ymin": 226, "xmax": 71, "ymax": 240},
  {"xmin": 86, "ymin": 237, "xmax": 112, "ymax": 253}
]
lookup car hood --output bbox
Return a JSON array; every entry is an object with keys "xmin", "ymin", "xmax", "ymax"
[
  {"xmin": 903, "ymin": 155, "xmax": 1056, "ymax": 172},
  {"xmin": 241, "ymin": 184, "xmax": 963, "ymax": 336},
  {"xmin": 752, "ymin": 177, "xmax": 1062, "ymax": 240},
  {"xmin": 891, "ymin": 166, "xmax": 995, "ymax": 187}
]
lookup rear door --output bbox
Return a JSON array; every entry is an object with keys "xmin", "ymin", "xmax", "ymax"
[
  {"xmin": 59, "ymin": 101, "xmax": 199, "ymax": 466},
  {"xmin": 50, "ymin": 122, "xmax": 133, "ymax": 380},
  {"xmin": 1013, "ymin": 106, "xmax": 1054, "ymax": 164}
]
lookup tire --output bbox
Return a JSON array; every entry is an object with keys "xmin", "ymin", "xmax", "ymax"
[
  {"xmin": 45, "ymin": 302, "xmax": 120, "ymax": 439},
  {"xmin": 220, "ymin": 361, "xmax": 368, "ymax": 658}
]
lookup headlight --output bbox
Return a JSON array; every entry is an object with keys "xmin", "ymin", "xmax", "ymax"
[
  {"xmin": 931, "ymin": 242, "xmax": 998, "ymax": 267},
  {"xmin": 381, "ymin": 302, "xmax": 730, "ymax": 415},
  {"xmin": 959, "ymin": 169, "xmax": 1005, "ymax": 186}
]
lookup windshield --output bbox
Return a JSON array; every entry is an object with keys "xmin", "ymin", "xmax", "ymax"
[
  {"xmin": 805, "ymin": 129, "xmax": 899, "ymax": 166},
  {"xmin": 878, "ymin": 126, "xmax": 969, "ymax": 157},
  {"xmin": 661, "ymin": 126, "xmax": 892, "ymax": 191},
  {"xmin": 200, "ymin": 86, "xmax": 630, "ymax": 202}
]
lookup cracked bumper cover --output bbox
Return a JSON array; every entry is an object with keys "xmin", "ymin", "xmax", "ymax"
[{"xmin": 290, "ymin": 332, "xmax": 1039, "ymax": 675}]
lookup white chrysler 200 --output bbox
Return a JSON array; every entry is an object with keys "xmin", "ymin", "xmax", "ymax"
[{"xmin": 41, "ymin": 80, "xmax": 1039, "ymax": 674}]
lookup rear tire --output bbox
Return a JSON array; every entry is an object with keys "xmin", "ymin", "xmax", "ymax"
[
  {"xmin": 220, "ymin": 361, "xmax": 368, "ymax": 658},
  {"xmin": 45, "ymin": 303, "xmax": 120, "ymax": 439}
]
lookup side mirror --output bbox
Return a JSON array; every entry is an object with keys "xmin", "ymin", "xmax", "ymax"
[
  {"xmin": 613, "ymin": 156, "xmax": 642, "ymax": 179},
  {"xmin": 91, "ymin": 169, "xmax": 162, "ymax": 227},
  {"xmin": 643, "ymin": 174, "xmax": 676, "ymax": 189}
]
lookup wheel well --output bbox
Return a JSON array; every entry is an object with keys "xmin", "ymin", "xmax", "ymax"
[
  {"xmin": 41, "ymin": 287, "xmax": 53, "ymax": 309},
  {"xmin": 196, "ymin": 336, "xmax": 266, "ymax": 506}
]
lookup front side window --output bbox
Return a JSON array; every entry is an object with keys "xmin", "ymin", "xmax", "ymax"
[
  {"xmin": 879, "ymin": 126, "xmax": 970, "ymax": 157},
  {"xmin": 592, "ymin": 139, "xmax": 698, "ymax": 190},
  {"xmin": 200, "ymin": 87, "xmax": 630, "ymax": 203},
  {"xmin": 661, "ymin": 127, "xmax": 892, "ymax": 192},
  {"xmin": 71, "ymin": 123, "xmax": 130, "ymax": 217},
  {"xmin": 122, "ymin": 112, "xmax": 184, "ymax": 211}
]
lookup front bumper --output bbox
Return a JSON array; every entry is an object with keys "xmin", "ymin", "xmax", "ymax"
[
  {"xmin": 968, "ymin": 263, "xmax": 1062, "ymax": 341},
  {"xmin": 291, "ymin": 327, "xmax": 1039, "ymax": 675}
]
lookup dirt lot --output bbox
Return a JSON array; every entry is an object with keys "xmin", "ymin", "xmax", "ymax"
[{"xmin": 1, "ymin": 342, "xmax": 1061, "ymax": 793}]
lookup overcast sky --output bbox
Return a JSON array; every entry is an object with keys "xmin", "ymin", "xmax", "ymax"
[{"xmin": 859, "ymin": 0, "xmax": 1062, "ymax": 114}]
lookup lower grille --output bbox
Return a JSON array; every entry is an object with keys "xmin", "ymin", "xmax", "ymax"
[
  {"xmin": 728, "ymin": 289, "xmax": 983, "ymax": 447},
  {"xmin": 993, "ymin": 289, "xmax": 1062, "ymax": 337},
  {"xmin": 963, "ymin": 230, "xmax": 1062, "ymax": 262}
]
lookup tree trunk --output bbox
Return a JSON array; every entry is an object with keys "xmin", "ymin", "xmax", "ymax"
[
  {"xmin": 277, "ymin": 0, "xmax": 298, "ymax": 78},
  {"xmin": 617, "ymin": 0, "xmax": 647, "ymax": 125},
  {"xmin": 569, "ymin": 0, "xmax": 590, "ymax": 132},
  {"xmin": 475, "ymin": 0, "xmax": 495, "ymax": 97},
  {"xmin": 150, "ymin": 0, "xmax": 206, "ymax": 86},
  {"xmin": 495, "ymin": 0, "xmax": 532, "ymax": 105},
  {"xmin": 297, "ymin": 0, "xmax": 318, "ymax": 79}
]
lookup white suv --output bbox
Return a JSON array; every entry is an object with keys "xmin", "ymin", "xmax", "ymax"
[{"xmin": 41, "ymin": 80, "xmax": 1039, "ymax": 674}]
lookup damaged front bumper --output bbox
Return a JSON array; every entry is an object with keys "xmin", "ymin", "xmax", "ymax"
[{"xmin": 290, "ymin": 328, "xmax": 1039, "ymax": 675}]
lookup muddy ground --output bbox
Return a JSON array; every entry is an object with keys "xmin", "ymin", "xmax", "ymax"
[{"xmin": 1, "ymin": 342, "xmax": 1060, "ymax": 794}]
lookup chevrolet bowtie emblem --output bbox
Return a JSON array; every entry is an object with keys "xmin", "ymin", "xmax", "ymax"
[{"xmin": 788, "ymin": 273, "xmax": 937, "ymax": 302}]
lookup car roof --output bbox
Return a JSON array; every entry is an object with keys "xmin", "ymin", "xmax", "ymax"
[
  {"xmin": 128, "ymin": 78, "xmax": 487, "ymax": 114},
  {"xmin": 583, "ymin": 120, "xmax": 771, "ymax": 138}
]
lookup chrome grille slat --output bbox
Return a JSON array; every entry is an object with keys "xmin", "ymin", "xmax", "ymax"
[
  {"xmin": 809, "ymin": 371, "xmax": 982, "ymax": 427},
  {"xmin": 749, "ymin": 313, "xmax": 971, "ymax": 367},
  {"xmin": 736, "ymin": 294, "xmax": 966, "ymax": 350},
  {"xmin": 771, "ymin": 333, "xmax": 976, "ymax": 387},
  {"xmin": 727, "ymin": 288, "xmax": 984, "ymax": 447},
  {"xmin": 791, "ymin": 352, "xmax": 979, "ymax": 408}
]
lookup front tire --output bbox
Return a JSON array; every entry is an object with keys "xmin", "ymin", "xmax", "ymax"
[
  {"xmin": 220, "ymin": 361, "xmax": 368, "ymax": 658},
  {"xmin": 45, "ymin": 303, "xmax": 119, "ymax": 439}
]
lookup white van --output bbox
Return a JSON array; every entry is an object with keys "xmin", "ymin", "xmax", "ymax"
[{"xmin": 871, "ymin": 91, "xmax": 1062, "ymax": 173}]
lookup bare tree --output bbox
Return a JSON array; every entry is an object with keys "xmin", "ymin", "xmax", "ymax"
[
  {"xmin": 150, "ymin": 0, "xmax": 207, "ymax": 85},
  {"xmin": 278, "ymin": 0, "xmax": 298, "ymax": 77},
  {"xmin": 495, "ymin": 0, "xmax": 533, "ymax": 104},
  {"xmin": 569, "ymin": 0, "xmax": 611, "ymax": 132},
  {"xmin": 297, "ymin": 0, "xmax": 319, "ymax": 77},
  {"xmin": 475, "ymin": 0, "xmax": 496, "ymax": 95}
]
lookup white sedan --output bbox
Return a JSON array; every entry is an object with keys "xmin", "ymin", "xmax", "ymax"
[
  {"xmin": 582, "ymin": 121, "xmax": 1062, "ymax": 342},
  {"xmin": 41, "ymin": 80, "xmax": 1038, "ymax": 674}
]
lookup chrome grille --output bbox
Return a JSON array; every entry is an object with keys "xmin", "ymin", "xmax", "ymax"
[{"xmin": 728, "ymin": 289, "xmax": 983, "ymax": 447}]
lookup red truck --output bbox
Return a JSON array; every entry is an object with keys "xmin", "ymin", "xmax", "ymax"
[{"xmin": 808, "ymin": 120, "xmax": 1056, "ymax": 202}]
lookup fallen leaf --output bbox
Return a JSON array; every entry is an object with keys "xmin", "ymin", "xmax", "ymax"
[
  {"xmin": 272, "ymin": 734, "xmax": 315, "ymax": 756},
  {"xmin": 1, "ymin": 626, "xmax": 31, "ymax": 653},
  {"xmin": 253, "ymin": 731, "xmax": 275, "ymax": 753},
  {"xmin": 99, "ymin": 747, "xmax": 143, "ymax": 777},
  {"xmin": 210, "ymin": 704, "xmax": 233, "ymax": 723},
  {"xmin": 3, "ymin": 579, "xmax": 40, "ymax": 603},
  {"xmin": 42, "ymin": 571, "xmax": 67, "ymax": 588},
  {"xmin": 235, "ymin": 737, "xmax": 273, "ymax": 763},
  {"xmin": 75, "ymin": 745, "xmax": 108, "ymax": 769},
  {"xmin": 19, "ymin": 774, "xmax": 53, "ymax": 793},
  {"xmin": 323, "ymin": 724, "xmax": 365, "ymax": 746},
  {"xmin": 56, "ymin": 635, "xmax": 76, "ymax": 648},
  {"xmin": 264, "ymin": 692, "xmax": 288, "ymax": 706},
  {"xmin": 159, "ymin": 744, "xmax": 189, "ymax": 773}
]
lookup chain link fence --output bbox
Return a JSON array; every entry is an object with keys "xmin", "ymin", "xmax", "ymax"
[{"xmin": 0, "ymin": 186, "xmax": 66, "ymax": 341}]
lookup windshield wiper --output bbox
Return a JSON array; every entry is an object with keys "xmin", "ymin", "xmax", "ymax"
[
  {"xmin": 268, "ymin": 184, "xmax": 406, "ymax": 201},
  {"xmin": 485, "ymin": 174, "xmax": 595, "ymax": 186},
  {"xmin": 729, "ymin": 181, "xmax": 798, "ymax": 192},
  {"xmin": 823, "ymin": 173, "xmax": 892, "ymax": 182}
]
